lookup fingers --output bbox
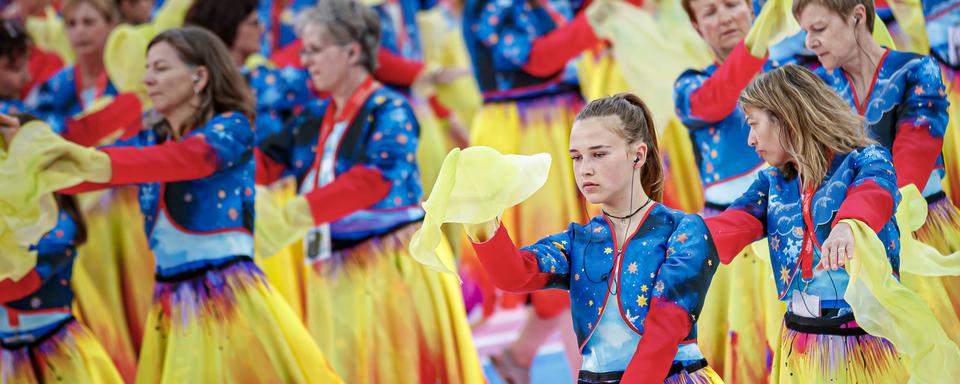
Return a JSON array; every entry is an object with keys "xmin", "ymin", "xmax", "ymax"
[{"xmin": 828, "ymin": 240, "xmax": 839, "ymax": 271}]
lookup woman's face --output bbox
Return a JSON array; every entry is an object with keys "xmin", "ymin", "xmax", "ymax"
[
  {"xmin": 144, "ymin": 41, "xmax": 202, "ymax": 115},
  {"xmin": 745, "ymin": 105, "xmax": 790, "ymax": 168},
  {"xmin": 0, "ymin": 54, "xmax": 30, "ymax": 99},
  {"xmin": 797, "ymin": 3, "xmax": 861, "ymax": 70},
  {"xmin": 232, "ymin": 11, "xmax": 263, "ymax": 61},
  {"xmin": 689, "ymin": 0, "xmax": 753, "ymax": 59},
  {"xmin": 300, "ymin": 24, "xmax": 356, "ymax": 92},
  {"xmin": 65, "ymin": 2, "xmax": 114, "ymax": 59},
  {"xmin": 569, "ymin": 116, "xmax": 647, "ymax": 206}
]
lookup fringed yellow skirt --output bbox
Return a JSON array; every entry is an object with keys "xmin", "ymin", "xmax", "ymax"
[
  {"xmin": 72, "ymin": 187, "xmax": 154, "ymax": 382},
  {"xmin": 1, "ymin": 319, "xmax": 123, "ymax": 383},
  {"xmin": 304, "ymin": 224, "xmax": 483, "ymax": 384},
  {"xmin": 135, "ymin": 258, "xmax": 340, "ymax": 384},
  {"xmin": 772, "ymin": 317, "xmax": 907, "ymax": 383},
  {"xmin": 254, "ymin": 178, "xmax": 307, "ymax": 320},
  {"xmin": 664, "ymin": 366, "xmax": 724, "ymax": 384},
  {"xmin": 468, "ymin": 94, "xmax": 584, "ymax": 319},
  {"xmin": 901, "ymin": 195, "xmax": 960, "ymax": 345},
  {"xmin": 696, "ymin": 212, "xmax": 782, "ymax": 384}
]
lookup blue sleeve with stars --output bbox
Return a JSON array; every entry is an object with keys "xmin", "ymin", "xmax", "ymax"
[
  {"xmin": 851, "ymin": 145, "xmax": 900, "ymax": 204},
  {"xmin": 653, "ymin": 215, "xmax": 718, "ymax": 323},
  {"xmin": 362, "ymin": 97, "xmax": 423, "ymax": 208},
  {"xmin": 673, "ymin": 69, "xmax": 714, "ymax": 130},
  {"xmin": 518, "ymin": 227, "xmax": 573, "ymax": 290},
  {"xmin": 186, "ymin": 112, "xmax": 254, "ymax": 172},
  {"xmin": 473, "ymin": 0, "xmax": 537, "ymax": 71},
  {"xmin": 901, "ymin": 56, "xmax": 949, "ymax": 139},
  {"xmin": 728, "ymin": 170, "xmax": 772, "ymax": 229}
]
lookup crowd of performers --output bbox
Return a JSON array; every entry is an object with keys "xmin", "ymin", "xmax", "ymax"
[{"xmin": 0, "ymin": 0, "xmax": 959, "ymax": 383}]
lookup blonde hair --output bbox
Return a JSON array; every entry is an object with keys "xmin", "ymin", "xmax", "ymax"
[
  {"xmin": 793, "ymin": 0, "xmax": 874, "ymax": 32},
  {"xmin": 63, "ymin": 0, "xmax": 121, "ymax": 24},
  {"xmin": 575, "ymin": 93, "xmax": 664, "ymax": 202},
  {"xmin": 739, "ymin": 64, "xmax": 872, "ymax": 190}
]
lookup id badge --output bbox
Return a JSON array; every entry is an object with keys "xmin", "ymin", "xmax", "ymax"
[
  {"xmin": 304, "ymin": 224, "xmax": 331, "ymax": 264},
  {"xmin": 790, "ymin": 291, "xmax": 821, "ymax": 318}
]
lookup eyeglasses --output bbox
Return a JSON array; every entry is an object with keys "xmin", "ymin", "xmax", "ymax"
[{"xmin": 299, "ymin": 42, "xmax": 348, "ymax": 58}]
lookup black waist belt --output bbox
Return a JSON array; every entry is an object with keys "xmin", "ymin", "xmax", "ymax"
[
  {"xmin": 1, "ymin": 316, "xmax": 74, "ymax": 349},
  {"xmin": 154, "ymin": 255, "xmax": 251, "ymax": 283},
  {"xmin": 576, "ymin": 359, "xmax": 708, "ymax": 383},
  {"xmin": 784, "ymin": 312, "xmax": 867, "ymax": 336}
]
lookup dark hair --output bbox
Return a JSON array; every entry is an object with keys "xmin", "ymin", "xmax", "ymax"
[
  {"xmin": 185, "ymin": 0, "xmax": 259, "ymax": 49},
  {"xmin": 295, "ymin": 0, "xmax": 381, "ymax": 73},
  {"xmin": 575, "ymin": 93, "xmax": 664, "ymax": 202},
  {"xmin": 0, "ymin": 19, "xmax": 29, "ymax": 63},
  {"xmin": 11, "ymin": 112, "xmax": 88, "ymax": 244},
  {"xmin": 147, "ymin": 27, "xmax": 254, "ymax": 137}
]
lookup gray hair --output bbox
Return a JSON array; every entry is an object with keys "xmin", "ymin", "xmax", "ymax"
[{"xmin": 295, "ymin": 0, "xmax": 381, "ymax": 73}]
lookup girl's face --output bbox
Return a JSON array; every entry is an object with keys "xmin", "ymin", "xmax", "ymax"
[
  {"xmin": 745, "ymin": 105, "xmax": 790, "ymax": 168},
  {"xmin": 143, "ymin": 41, "xmax": 203, "ymax": 115},
  {"xmin": 569, "ymin": 116, "xmax": 647, "ymax": 206},
  {"xmin": 65, "ymin": 2, "xmax": 114, "ymax": 58}
]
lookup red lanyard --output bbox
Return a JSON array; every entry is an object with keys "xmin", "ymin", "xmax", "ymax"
[
  {"xmin": 308, "ymin": 76, "xmax": 379, "ymax": 176},
  {"xmin": 73, "ymin": 65, "xmax": 108, "ymax": 110},
  {"xmin": 799, "ymin": 184, "xmax": 822, "ymax": 280}
]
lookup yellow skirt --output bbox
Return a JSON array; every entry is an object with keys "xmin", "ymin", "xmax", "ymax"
[
  {"xmin": 696, "ymin": 212, "xmax": 783, "ymax": 384},
  {"xmin": 468, "ymin": 94, "xmax": 584, "ymax": 319},
  {"xmin": 135, "ymin": 258, "xmax": 341, "ymax": 384},
  {"xmin": 664, "ymin": 366, "xmax": 724, "ymax": 384},
  {"xmin": 1, "ymin": 319, "xmax": 123, "ymax": 383},
  {"xmin": 71, "ymin": 187, "xmax": 154, "ymax": 382},
  {"xmin": 772, "ymin": 321, "xmax": 907, "ymax": 383},
  {"xmin": 304, "ymin": 224, "xmax": 483, "ymax": 384},
  {"xmin": 254, "ymin": 178, "xmax": 308, "ymax": 320},
  {"xmin": 900, "ymin": 196, "xmax": 960, "ymax": 346}
]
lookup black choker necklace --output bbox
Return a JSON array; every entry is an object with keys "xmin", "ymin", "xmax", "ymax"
[{"xmin": 602, "ymin": 198, "xmax": 652, "ymax": 220}]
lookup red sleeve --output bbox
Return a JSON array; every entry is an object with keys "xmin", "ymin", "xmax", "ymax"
[
  {"xmin": 269, "ymin": 39, "xmax": 304, "ymax": 69},
  {"xmin": 471, "ymin": 224, "xmax": 552, "ymax": 292},
  {"xmin": 831, "ymin": 180, "xmax": 895, "ymax": 233},
  {"xmin": 0, "ymin": 270, "xmax": 41, "ymax": 303},
  {"xmin": 102, "ymin": 136, "xmax": 219, "ymax": 184},
  {"xmin": 59, "ymin": 182, "xmax": 111, "ymax": 194},
  {"xmin": 301, "ymin": 165, "xmax": 392, "ymax": 224},
  {"xmin": 704, "ymin": 209, "xmax": 765, "ymax": 264},
  {"xmin": 255, "ymin": 148, "xmax": 286, "ymax": 185},
  {"xmin": 62, "ymin": 93, "xmax": 143, "ymax": 147},
  {"xmin": 23, "ymin": 46, "xmax": 64, "ymax": 99},
  {"xmin": 892, "ymin": 121, "xmax": 944, "ymax": 192},
  {"xmin": 521, "ymin": 12, "xmax": 600, "ymax": 77},
  {"xmin": 375, "ymin": 48, "xmax": 426, "ymax": 87},
  {"xmin": 620, "ymin": 298, "xmax": 689, "ymax": 383},
  {"xmin": 688, "ymin": 41, "xmax": 767, "ymax": 121}
]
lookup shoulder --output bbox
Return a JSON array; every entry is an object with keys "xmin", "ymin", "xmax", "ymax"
[{"xmin": 368, "ymin": 87, "xmax": 417, "ymax": 122}]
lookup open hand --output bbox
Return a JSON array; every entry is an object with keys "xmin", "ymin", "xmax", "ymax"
[{"xmin": 818, "ymin": 222, "xmax": 854, "ymax": 271}]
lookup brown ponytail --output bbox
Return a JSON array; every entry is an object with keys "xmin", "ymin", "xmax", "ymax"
[{"xmin": 575, "ymin": 93, "xmax": 665, "ymax": 202}]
